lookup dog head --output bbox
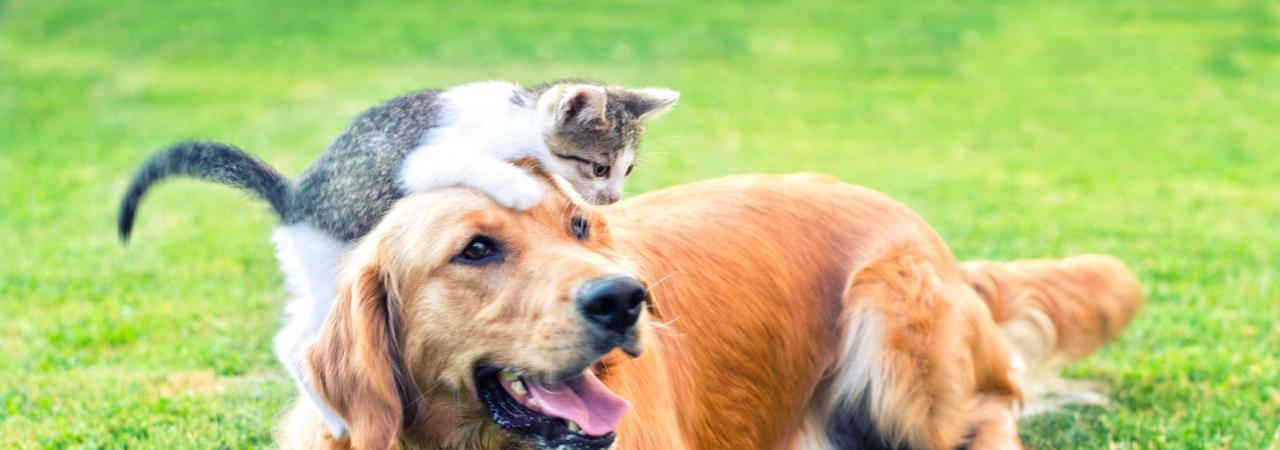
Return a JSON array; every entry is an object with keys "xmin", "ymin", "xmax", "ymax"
[{"xmin": 305, "ymin": 172, "xmax": 649, "ymax": 450}]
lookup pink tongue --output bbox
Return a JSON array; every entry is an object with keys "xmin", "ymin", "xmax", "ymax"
[{"xmin": 524, "ymin": 370, "xmax": 631, "ymax": 436}]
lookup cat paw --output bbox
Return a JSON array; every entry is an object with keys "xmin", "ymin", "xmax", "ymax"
[{"xmin": 488, "ymin": 176, "xmax": 544, "ymax": 210}]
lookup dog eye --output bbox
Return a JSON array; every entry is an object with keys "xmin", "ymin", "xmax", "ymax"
[
  {"xmin": 571, "ymin": 216, "xmax": 589, "ymax": 241},
  {"xmin": 453, "ymin": 236, "xmax": 503, "ymax": 265},
  {"xmin": 593, "ymin": 164, "xmax": 609, "ymax": 177}
]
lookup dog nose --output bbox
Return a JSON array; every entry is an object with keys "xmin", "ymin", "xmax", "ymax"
[{"xmin": 577, "ymin": 276, "xmax": 646, "ymax": 334}]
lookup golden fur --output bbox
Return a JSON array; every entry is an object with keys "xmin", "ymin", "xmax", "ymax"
[{"xmin": 277, "ymin": 172, "xmax": 1142, "ymax": 450}]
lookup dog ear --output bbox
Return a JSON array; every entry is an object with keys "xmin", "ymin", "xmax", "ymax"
[{"xmin": 306, "ymin": 254, "xmax": 418, "ymax": 450}]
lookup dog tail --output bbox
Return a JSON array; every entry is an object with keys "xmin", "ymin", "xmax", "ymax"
[
  {"xmin": 118, "ymin": 141, "xmax": 292, "ymax": 242},
  {"xmin": 960, "ymin": 254, "xmax": 1143, "ymax": 415}
]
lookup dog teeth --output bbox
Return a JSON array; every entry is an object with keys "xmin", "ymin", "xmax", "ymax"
[
  {"xmin": 499, "ymin": 370, "xmax": 518, "ymax": 382},
  {"xmin": 567, "ymin": 420, "xmax": 583, "ymax": 434},
  {"xmin": 511, "ymin": 380, "xmax": 527, "ymax": 396}
]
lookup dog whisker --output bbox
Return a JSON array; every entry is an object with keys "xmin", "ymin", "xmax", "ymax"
[
  {"xmin": 404, "ymin": 378, "xmax": 449, "ymax": 413},
  {"xmin": 645, "ymin": 270, "xmax": 682, "ymax": 291},
  {"xmin": 647, "ymin": 315, "xmax": 686, "ymax": 337}
]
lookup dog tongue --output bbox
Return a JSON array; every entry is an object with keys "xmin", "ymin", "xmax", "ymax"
[{"xmin": 524, "ymin": 370, "xmax": 631, "ymax": 436}]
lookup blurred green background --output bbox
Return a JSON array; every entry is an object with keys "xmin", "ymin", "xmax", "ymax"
[{"xmin": 2, "ymin": 0, "xmax": 1278, "ymax": 448}]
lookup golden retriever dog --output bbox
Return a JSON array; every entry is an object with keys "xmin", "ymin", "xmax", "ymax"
[{"xmin": 276, "ymin": 172, "xmax": 1141, "ymax": 450}]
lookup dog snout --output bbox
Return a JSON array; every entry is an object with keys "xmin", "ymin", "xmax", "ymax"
[{"xmin": 577, "ymin": 275, "xmax": 646, "ymax": 334}]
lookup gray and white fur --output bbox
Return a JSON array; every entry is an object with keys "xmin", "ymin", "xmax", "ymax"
[{"xmin": 117, "ymin": 80, "xmax": 678, "ymax": 438}]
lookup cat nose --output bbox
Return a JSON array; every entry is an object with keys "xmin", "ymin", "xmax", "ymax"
[{"xmin": 605, "ymin": 192, "xmax": 620, "ymax": 203}]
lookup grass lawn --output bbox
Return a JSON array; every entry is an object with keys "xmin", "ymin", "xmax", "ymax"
[{"xmin": 2, "ymin": 0, "xmax": 1278, "ymax": 448}]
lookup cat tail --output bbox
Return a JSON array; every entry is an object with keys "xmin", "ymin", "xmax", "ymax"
[{"xmin": 118, "ymin": 140, "xmax": 292, "ymax": 242}]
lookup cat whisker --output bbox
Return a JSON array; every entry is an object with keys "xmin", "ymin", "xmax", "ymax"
[
  {"xmin": 636, "ymin": 151, "xmax": 675, "ymax": 161},
  {"xmin": 644, "ymin": 135, "xmax": 692, "ymax": 148}
]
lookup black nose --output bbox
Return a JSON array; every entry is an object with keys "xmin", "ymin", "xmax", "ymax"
[{"xmin": 577, "ymin": 276, "xmax": 647, "ymax": 334}]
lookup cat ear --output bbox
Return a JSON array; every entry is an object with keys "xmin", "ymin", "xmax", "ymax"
[
  {"xmin": 558, "ymin": 85, "xmax": 608, "ymax": 129},
  {"xmin": 621, "ymin": 88, "xmax": 680, "ymax": 121}
]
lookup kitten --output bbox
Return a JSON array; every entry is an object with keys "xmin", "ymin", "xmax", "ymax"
[
  {"xmin": 117, "ymin": 80, "xmax": 678, "ymax": 437},
  {"xmin": 293, "ymin": 81, "xmax": 677, "ymax": 243}
]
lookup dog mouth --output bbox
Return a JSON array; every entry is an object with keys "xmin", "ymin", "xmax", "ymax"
[{"xmin": 475, "ymin": 365, "xmax": 630, "ymax": 449}]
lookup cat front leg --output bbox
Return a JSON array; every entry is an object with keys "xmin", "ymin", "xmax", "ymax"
[{"xmin": 399, "ymin": 148, "xmax": 545, "ymax": 210}]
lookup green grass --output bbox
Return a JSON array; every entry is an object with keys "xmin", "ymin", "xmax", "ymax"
[{"xmin": 2, "ymin": 0, "xmax": 1278, "ymax": 448}]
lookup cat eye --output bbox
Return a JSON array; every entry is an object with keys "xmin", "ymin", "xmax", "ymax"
[
  {"xmin": 625, "ymin": 165, "xmax": 635, "ymax": 176},
  {"xmin": 452, "ymin": 236, "xmax": 504, "ymax": 265},
  {"xmin": 552, "ymin": 153, "xmax": 610, "ymax": 178}
]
